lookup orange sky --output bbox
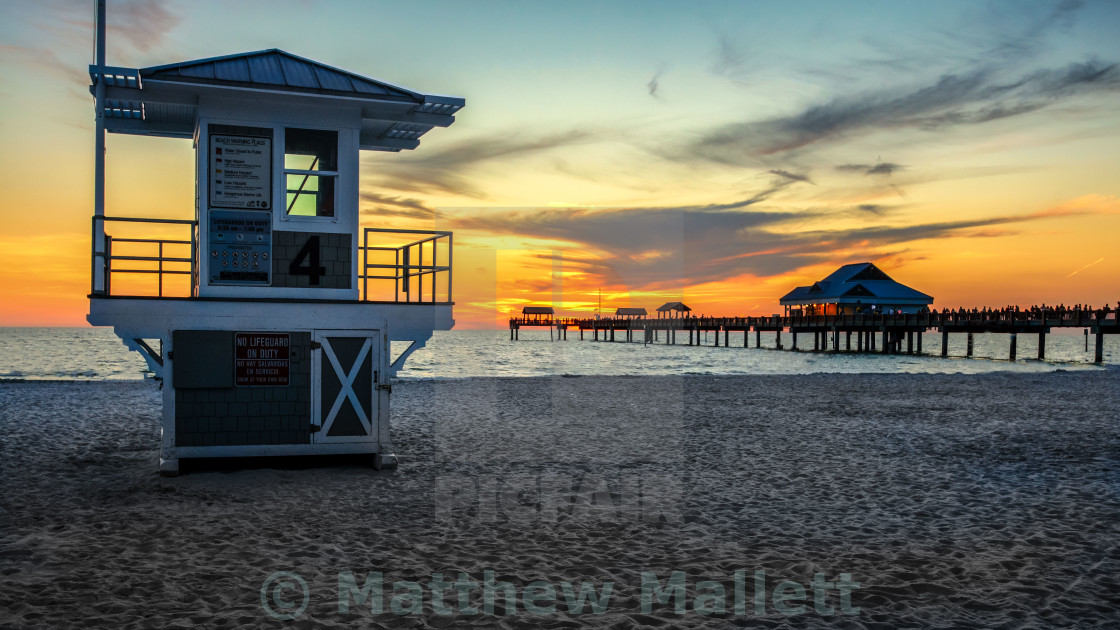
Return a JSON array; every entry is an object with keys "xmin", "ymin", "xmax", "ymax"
[{"xmin": 1, "ymin": 1, "xmax": 1118, "ymax": 328}]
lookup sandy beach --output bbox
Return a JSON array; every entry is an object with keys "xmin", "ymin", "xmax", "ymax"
[{"xmin": 2, "ymin": 371, "xmax": 1119, "ymax": 628}]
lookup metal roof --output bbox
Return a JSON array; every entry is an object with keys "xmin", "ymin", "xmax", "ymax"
[
  {"xmin": 779, "ymin": 262, "xmax": 933, "ymax": 305},
  {"xmin": 141, "ymin": 49, "xmax": 425, "ymax": 102},
  {"xmin": 90, "ymin": 49, "xmax": 464, "ymax": 151},
  {"xmin": 656, "ymin": 302, "xmax": 692, "ymax": 312}
]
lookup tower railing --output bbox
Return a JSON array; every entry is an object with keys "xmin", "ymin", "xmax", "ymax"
[
  {"xmin": 359, "ymin": 228, "xmax": 452, "ymax": 303},
  {"xmin": 91, "ymin": 215, "xmax": 197, "ymax": 297}
]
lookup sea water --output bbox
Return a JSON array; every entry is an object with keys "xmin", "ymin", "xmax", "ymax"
[{"xmin": 0, "ymin": 327, "xmax": 1116, "ymax": 382}]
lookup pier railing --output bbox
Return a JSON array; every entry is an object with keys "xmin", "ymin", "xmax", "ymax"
[
  {"xmin": 511, "ymin": 309, "xmax": 1117, "ymax": 361},
  {"xmin": 554, "ymin": 310, "xmax": 1117, "ymax": 332}
]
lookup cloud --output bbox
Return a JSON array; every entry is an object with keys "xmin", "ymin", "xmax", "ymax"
[
  {"xmin": 980, "ymin": 0, "xmax": 1085, "ymax": 63},
  {"xmin": 104, "ymin": 1, "xmax": 183, "ymax": 55},
  {"xmin": 648, "ymin": 62, "xmax": 665, "ymax": 98},
  {"xmin": 687, "ymin": 59, "xmax": 1120, "ymax": 162},
  {"xmin": 769, "ymin": 169, "xmax": 814, "ymax": 184},
  {"xmin": 447, "ymin": 195, "xmax": 1094, "ymax": 289},
  {"xmin": 44, "ymin": 0, "xmax": 183, "ymax": 63},
  {"xmin": 362, "ymin": 130, "xmax": 597, "ymax": 198},
  {"xmin": 710, "ymin": 35, "xmax": 747, "ymax": 78},
  {"xmin": 359, "ymin": 192, "xmax": 440, "ymax": 220},
  {"xmin": 853, "ymin": 204, "xmax": 891, "ymax": 216},
  {"xmin": 1066, "ymin": 256, "xmax": 1104, "ymax": 278},
  {"xmin": 0, "ymin": 44, "xmax": 86, "ymax": 86},
  {"xmin": 837, "ymin": 163, "xmax": 904, "ymax": 176}
]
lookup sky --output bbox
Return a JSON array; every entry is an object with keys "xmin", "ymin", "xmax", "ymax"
[{"xmin": 0, "ymin": 0, "xmax": 1118, "ymax": 328}]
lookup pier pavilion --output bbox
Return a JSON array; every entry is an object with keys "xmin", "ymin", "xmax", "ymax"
[
  {"xmin": 615, "ymin": 307, "xmax": 647, "ymax": 319},
  {"xmin": 521, "ymin": 306, "xmax": 556, "ymax": 322},
  {"xmin": 656, "ymin": 302, "xmax": 692, "ymax": 318},
  {"xmin": 779, "ymin": 262, "xmax": 933, "ymax": 316},
  {"xmin": 85, "ymin": 3, "xmax": 463, "ymax": 474}
]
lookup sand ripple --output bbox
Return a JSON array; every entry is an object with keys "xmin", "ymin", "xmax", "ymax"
[{"xmin": 1, "ymin": 373, "xmax": 1118, "ymax": 627}]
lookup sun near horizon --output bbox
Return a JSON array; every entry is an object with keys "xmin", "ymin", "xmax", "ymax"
[{"xmin": 1, "ymin": 1, "xmax": 1118, "ymax": 328}]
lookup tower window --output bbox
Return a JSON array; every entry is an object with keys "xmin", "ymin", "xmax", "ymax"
[{"xmin": 284, "ymin": 128, "xmax": 338, "ymax": 217}]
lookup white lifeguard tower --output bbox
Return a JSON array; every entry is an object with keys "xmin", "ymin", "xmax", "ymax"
[{"xmin": 85, "ymin": 3, "xmax": 463, "ymax": 475}]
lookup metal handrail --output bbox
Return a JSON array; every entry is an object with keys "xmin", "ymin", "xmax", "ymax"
[
  {"xmin": 92, "ymin": 218, "xmax": 456, "ymax": 304},
  {"xmin": 359, "ymin": 228, "xmax": 452, "ymax": 303},
  {"xmin": 92, "ymin": 216, "xmax": 197, "ymax": 297}
]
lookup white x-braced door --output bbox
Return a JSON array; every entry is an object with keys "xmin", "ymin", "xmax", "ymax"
[{"xmin": 312, "ymin": 330, "xmax": 379, "ymax": 443}]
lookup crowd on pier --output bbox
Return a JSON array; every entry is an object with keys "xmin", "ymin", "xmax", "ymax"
[{"xmin": 941, "ymin": 303, "xmax": 1119, "ymax": 321}]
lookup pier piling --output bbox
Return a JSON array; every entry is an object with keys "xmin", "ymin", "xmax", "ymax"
[{"xmin": 538, "ymin": 311, "xmax": 1115, "ymax": 366}]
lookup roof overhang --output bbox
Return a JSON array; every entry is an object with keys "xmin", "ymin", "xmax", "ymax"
[
  {"xmin": 90, "ymin": 59, "xmax": 463, "ymax": 151},
  {"xmin": 779, "ymin": 296, "xmax": 933, "ymax": 306}
]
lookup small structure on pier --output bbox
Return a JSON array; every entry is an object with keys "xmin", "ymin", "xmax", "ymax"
[
  {"xmin": 522, "ymin": 306, "xmax": 555, "ymax": 322},
  {"xmin": 780, "ymin": 263, "xmax": 932, "ymax": 316},
  {"xmin": 615, "ymin": 307, "xmax": 647, "ymax": 319},
  {"xmin": 656, "ymin": 302, "xmax": 692, "ymax": 318},
  {"xmin": 86, "ymin": 4, "xmax": 463, "ymax": 475}
]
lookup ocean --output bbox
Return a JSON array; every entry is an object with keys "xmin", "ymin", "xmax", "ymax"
[{"xmin": 0, "ymin": 326, "xmax": 1115, "ymax": 382}]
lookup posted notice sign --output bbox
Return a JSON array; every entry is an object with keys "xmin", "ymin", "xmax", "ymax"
[
  {"xmin": 210, "ymin": 134, "xmax": 272, "ymax": 210},
  {"xmin": 234, "ymin": 333, "xmax": 290, "ymax": 386}
]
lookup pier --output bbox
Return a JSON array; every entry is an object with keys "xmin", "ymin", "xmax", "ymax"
[{"xmin": 510, "ymin": 308, "xmax": 1120, "ymax": 363}]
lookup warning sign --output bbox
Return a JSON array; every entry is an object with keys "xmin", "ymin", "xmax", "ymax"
[
  {"xmin": 234, "ymin": 332, "xmax": 290, "ymax": 386},
  {"xmin": 210, "ymin": 134, "xmax": 272, "ymax": 210}
]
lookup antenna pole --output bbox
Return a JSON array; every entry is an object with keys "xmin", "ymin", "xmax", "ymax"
[{"xmin": 92, "ymin": 0, "xmax": 107, "ymax": 293}]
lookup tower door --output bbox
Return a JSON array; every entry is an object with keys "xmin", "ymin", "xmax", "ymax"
[{"xmin": 312, "ymin": 330, "xmax": 379, "ymax": 443}]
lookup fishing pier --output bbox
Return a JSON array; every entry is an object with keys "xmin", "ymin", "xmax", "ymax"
[{"xmin": 509, "ymin": 309, "xmax": 1120, "ymax": 363}]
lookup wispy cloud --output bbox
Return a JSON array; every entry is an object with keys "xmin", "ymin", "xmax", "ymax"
[
  {"xmin": 359, "ymin": 192, "xmax": 441, "ymax": 220},
  {"xmin": 447, "ymin": 195, "xmax": 1080, "ymax": 289},
  {"xmin": 709, "ymin": 34, "xmax": 747, "ymax": 78},
  {"xmin": 363, "ymin": 130, "xmax": 597, "ymax": 198},
  {"xmin": 836, "ymin": 162, "xmax": 905, "ymax": 176},
  {"xmin": 43, "ymin": 0, "xmax": 183, "ymax": 63},
  {"xmin": 769, "ymin": 169, "xmax": 814, "ymax": 184},
  {"xmin": 0, "ymin": 44, "xmax": 86, "ymax": 86},
  {"xmin": 647, "ymin": 62, "xmax": 665, "ymax": 98},
  {"xmin": 1066, "ymin": 256, "xmax": 1104, "ymax": 278},
  {"xmin": 851, "ymin": 204, "xmax": 894, "ymax": 217},
  {"xmin": 979, "ymin": 0, "xmax": 1086, "ymax": 64},
  {"xmin": 688, "ymin": 59, "xmax": 1119, "ymax": 162}
]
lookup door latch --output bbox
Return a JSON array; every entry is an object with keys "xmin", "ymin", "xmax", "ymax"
[{"xmin": 310, "ymin": 341, "xmax": 322, "ymax": 350}]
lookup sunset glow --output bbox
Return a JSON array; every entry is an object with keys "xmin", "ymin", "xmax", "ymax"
[{"xmin": 2, "ymin": 1, "xmax": 1118, "ymax": 327}]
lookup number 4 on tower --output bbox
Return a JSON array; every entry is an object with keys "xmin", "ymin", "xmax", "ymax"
[{"xmin": 288, "ymin": 235, "xmax": 326, "ymax": 285}]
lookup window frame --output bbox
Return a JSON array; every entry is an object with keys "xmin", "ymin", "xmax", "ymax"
[{"xmin": 280, "ymin": 126, "xmax": 340, "ymax": 222}]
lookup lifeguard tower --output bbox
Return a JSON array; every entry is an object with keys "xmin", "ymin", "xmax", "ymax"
[{"xmin": 85, "ymin": 3, "xmax": 463, "ymax": 475}]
